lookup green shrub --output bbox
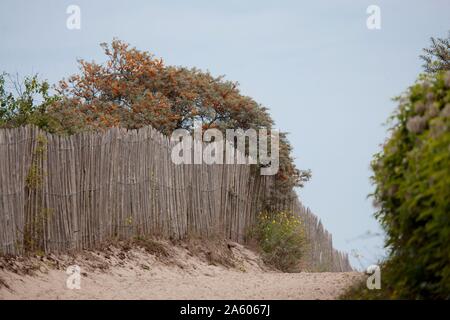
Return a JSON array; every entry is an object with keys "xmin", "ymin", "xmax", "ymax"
[
  {"xmin": 253, "ymin": 211, "xmax": 306, "ymax": 272},
  {"xmin": 369, "ymin": 71, "xmax": 450, "ymax": 299},
  {"xmin": 0, "ymin": 73, "xmax": 60, "ymax": 132}
]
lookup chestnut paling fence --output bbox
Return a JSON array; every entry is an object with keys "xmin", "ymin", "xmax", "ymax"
[{"xmin": 0, "ymin": 125, "xmax": 351, "ymax": 271}]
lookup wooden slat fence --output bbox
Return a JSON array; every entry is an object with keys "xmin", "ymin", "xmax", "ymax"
[{"xmin": 0, "ymin": 125, "xmax": 351, "ymax": 271}]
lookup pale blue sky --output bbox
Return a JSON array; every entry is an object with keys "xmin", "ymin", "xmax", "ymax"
[{"xmin": 1, "ymin": 0, "xmax": 449, "ymax": 268}]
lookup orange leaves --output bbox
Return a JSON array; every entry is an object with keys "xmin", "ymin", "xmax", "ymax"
[
  {"xmin": 155, "ymin": 58, "xmax": 164, "ymax": 69},
  {"xmin": 181, "ymin": 90, "xmax": 197, "ymax": 101},
  {"xmin": 48, "ymin": 39, "xmax": 306, "ymax": 191},
  {"xmin": 56, "ymin": 39, "xmax": 264, "ymax": 136},
  {"xmin": 98, "ymin": 114, "xmax": 110, "ymax": 126},
  {"xmin": 58, "ymin": 80, "xmax": 68, "ymax": 90},
  {"xmin": 110, "ymin": 80, "xmax": 126, "ymax": 98}
]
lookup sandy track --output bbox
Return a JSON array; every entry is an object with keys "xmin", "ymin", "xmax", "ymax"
[
  {"xmin": 0, "ymin": 241, "xmax": 362, "ymax": 300},
  {"xmin": 0, "ymin": 269, "xmax": 362, "ymax": 300}
]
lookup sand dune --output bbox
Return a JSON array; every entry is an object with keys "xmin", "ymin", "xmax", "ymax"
[{"xmin": 0, "ymin": 240, "xmax": 362, "ymax": 300}]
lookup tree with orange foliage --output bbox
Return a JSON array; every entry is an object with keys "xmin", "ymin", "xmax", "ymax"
[{"xmin": 48, "ymin": 40, "xmax": 310, "ymax": 192}]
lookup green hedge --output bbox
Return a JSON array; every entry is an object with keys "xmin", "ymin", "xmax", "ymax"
[{"xmin": 370, "ymin": 71, "xmax": 450, "ymax": 299}]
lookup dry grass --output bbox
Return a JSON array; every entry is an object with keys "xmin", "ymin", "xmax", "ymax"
[
  {"xmin": 130, "ymin": 237, "xmax": 171, "ymax": 259},
  {"xmin": 0, "ymin": 276, "xmax": 10, "ymax": 289},
  {"xmin": 0, "ymin": 255, "xmax": 41, "ymax": 276},
  {"xmin": 172, "ymin": 236, "xmax": 237, "ymax": 268},
  {"xmin": 0, "ymin": 236, "xmax": 246, "ymax": 279}
]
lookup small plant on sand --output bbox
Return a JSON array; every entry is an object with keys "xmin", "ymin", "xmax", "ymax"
[
  {"xmin": 23, "ymin": 134, "xmax": 50, "ymax": 254},
  {"xmin": 253, "ymin": 211, "xmax": 306, "ymax": 272}
]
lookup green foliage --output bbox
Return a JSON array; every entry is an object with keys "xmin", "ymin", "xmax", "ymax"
[
  {"xmin": 25, "ymin": 134, "xmax": 47, "ymax": 190},
  {"xmin": 0, "ymin": 73, "xmax": 60, "ymax": 132},
  {"xmin": 420, "ymin": 32, "xmax": 450, "ymax": 74},
  {"xmin": 23, "ymin": 133, "xmax": 49, "ymax": 254},
  {"xmin": 23, "ymin": 207, "xmax": 53, "ymax": 254},
  {"xmin": 340, "ymin": 263, "xmax": 392, "ymax": 300},
  {"xmin": 370, "ymin": 71, "xmax": 450, "ymax": 299},
  {"xmin": 253, "ymin": 211, "xmax": 306, "ymax": 272}
]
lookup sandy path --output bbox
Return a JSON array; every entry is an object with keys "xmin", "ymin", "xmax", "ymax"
[
  {"xmin": 0, "ymin": 269, "xmax": 361, "ymax": 300},
  {"xmin": 0, "ymin": 241, "xmax": 362, "ymax": 300}
]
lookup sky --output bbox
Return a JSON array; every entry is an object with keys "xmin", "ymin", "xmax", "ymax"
[{"xmin": 1, "ymin": 0, "xmax": 449, "ymax": 269}]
